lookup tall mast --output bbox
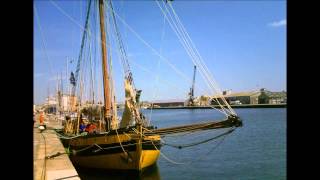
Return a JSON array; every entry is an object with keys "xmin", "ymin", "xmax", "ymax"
[{"xmin": 99, "ymin": 0, "xmax": 112, "ymax": 129}]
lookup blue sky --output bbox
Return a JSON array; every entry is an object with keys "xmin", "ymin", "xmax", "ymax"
[{"xmin": 34, "ymin": 0, "xmax": 286, "ymax": 105}]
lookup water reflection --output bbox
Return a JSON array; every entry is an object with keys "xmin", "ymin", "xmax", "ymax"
[{"xmin": 75, "ymin": 163, "xmax": 161, "ymax": 180}]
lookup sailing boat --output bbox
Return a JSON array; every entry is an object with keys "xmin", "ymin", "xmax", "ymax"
[{"xmin": 54, "ymin": 0, "xmax": 242, "ymax": 171}]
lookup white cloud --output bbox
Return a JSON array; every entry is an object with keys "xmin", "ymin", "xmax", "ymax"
[{"xmin": 268, "ymin": 19, "xmax": 286, "ymax": 27}]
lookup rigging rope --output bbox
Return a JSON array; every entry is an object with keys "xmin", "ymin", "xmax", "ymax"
[
  {"xmin": 108, "ymin": 0, "xmax": 133, "ymax": 80},
  {"xmin": 129, "ymin": 60, "xmax": 186, "ymax": 93},
  {"xmin": 156, "ymin": 0, "xmax": 236, "ymax": 115},
  {"xmin": 74, "ymin": 0, "xmax": 92, "ymax": 98},
  {"xmin": 141, "ymin": 126, "xmax": 236, "ymax": 165},
  {"xmin": 50, "ymin": 0, "xmax": 92, "ymax": 38},
  {"xmin": 105, "ymin": 1, "xmax": 120, "ymax": 128},
  {"xmin": 160, "ymin": 127, "xmax": 234, "ymax": 165},
  {"xmin": 93, "ymin": 0, "xmax": 98, "ymax": 102},
  {"xmin": 149, "ymin": 9, "xmax": 167, "ymax": 123},
  {"xmin": 80, "ymin": 0, "xmax": 82, "ymax": 41},
  {"xmin": 182, "ymin": 129, "xmax": 231, "ymax": 165},
  {"xmin": 105, "ymin": 2, "xmax": 224, "ymax": 112},
  {"xmin": 167, "ymin": 1, "xmax": 236, "ymax": 115},
  {"xmin": 129, "ymin": 59, "xmax": 227, "ymax": 115},
  {"xmin": 162, "ymin": 128, "xmax": 235, "ymax": 149},
  {"xmin": 88, "ymin": 25, "xmax": 95, "ymax": 104},
  {"xmin": 115, "ymin": 129, "xmax": 126, "ymax": 153},
  {"xmin": 50, "ymin": 1, "xmax": 215, "ymax": 113},
  {"xmin": 71, "ymin": 1, "xmax": 76, "ymax": 61},
  {"xmin": 157, "ymin": 0, "xmax": 230, "ymax": 115},
  {"xmin": 168, "ymin": 2, "xmax": 235, "ymax": 115},
  {"xmin": 34, "ymin": 5, "xmax": 55, "ymax": 81},
  {"xmin": 105, "ymin": 3, "xmax": 192, "ymax": 84},
  {"xmin": 50, "ymin": 0, "xmax": 92, "ymax": 101},
  {"xmin": 156, "ymin": 1, "xmax": 227, "ymax": 116}
]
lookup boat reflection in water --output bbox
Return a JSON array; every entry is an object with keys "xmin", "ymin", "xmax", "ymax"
[{"xmin": 75, "ymin": 163, "xmax": 161, "ymax": 180}]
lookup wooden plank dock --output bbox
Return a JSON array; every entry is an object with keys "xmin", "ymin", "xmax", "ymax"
[{"xmin": 34, "ymin": 115, "xmax": 80, "ymax": 180}]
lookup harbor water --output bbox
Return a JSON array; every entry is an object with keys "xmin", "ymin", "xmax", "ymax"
[{"xmin": 76, "ymin": 108, "xmax": 286, "ymax": 180}]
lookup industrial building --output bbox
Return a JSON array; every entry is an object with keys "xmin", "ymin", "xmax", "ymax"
[
  {"xmin": 211, "ymin": 88, "xmax": 286, "ymax": 105},
  {"xmin": 151, "ymin": 101, "xmax": 185, "ymax": 107}
]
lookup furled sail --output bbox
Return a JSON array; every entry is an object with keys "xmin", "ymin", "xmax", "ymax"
[{"xmin": 120, "ymin": 78, "xmax": 141, "ymax": 128}]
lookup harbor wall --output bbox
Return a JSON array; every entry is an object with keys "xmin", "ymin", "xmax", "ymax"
[{"xmin": 146, "ymin": 103, "xmax": 286, "ymax": 109}]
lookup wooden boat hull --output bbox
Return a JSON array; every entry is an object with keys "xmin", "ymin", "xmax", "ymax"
[
  {"xmin": 71, "ymin": 149, "xmax": 160, "ymax": 170},
  {"xmin": 66, "ymin": 133, "xmax": 161, "ymax": 171}
]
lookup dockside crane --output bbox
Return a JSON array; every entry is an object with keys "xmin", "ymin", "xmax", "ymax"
[{"xmin": 187, "ymin": 65, "xmax": 196, "ymax": 106}]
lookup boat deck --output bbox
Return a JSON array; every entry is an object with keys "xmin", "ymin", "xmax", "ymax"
[{"xmin": 34, "ymin": 115, "xmax": 80, "ymax": 180}]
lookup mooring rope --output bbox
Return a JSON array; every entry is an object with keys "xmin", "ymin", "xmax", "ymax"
[
  {"xmin": 39, "ymin": 132, "xmax": 47, "ymax": 180},
  {"xmin": 55, "ymin": 132, "xmax": 82, "ymax": 140},
  {"xmin": 45, "ymin": 152, "xmax": 68, "ymax": 160}
]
